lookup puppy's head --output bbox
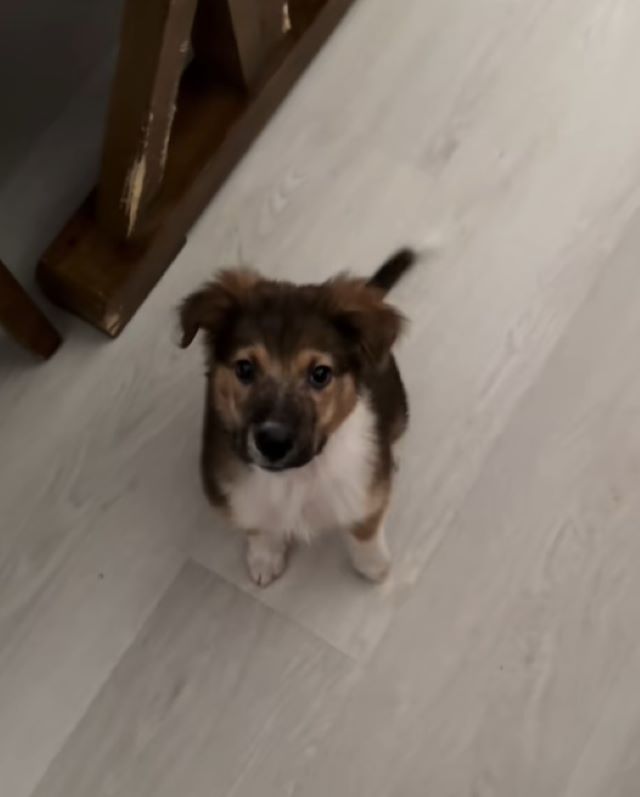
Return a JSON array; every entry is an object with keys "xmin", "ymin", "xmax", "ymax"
[{"xmin": 180, "ymin": 269, "xmax": 404, "ymax": 471}]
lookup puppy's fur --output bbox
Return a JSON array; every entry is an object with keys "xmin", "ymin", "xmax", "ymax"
[{"xmin": 180, "ymin": 249, "xmax": 415, "ymax": 586}]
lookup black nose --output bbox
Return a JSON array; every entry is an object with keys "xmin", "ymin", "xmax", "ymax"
[{"xmin": 254, "ymin": 422, "xmax": 295, "ymax": 463}]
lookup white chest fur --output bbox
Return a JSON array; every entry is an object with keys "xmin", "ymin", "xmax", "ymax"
[{"xmin": 226, "ymin": 398, "xmax": 377, "ymax": 540}]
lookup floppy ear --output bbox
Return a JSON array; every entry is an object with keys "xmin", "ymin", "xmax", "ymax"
[
  {"xmin": 179, "ymin": 268, "xmax": 260, "ymax": 348},
  {"xmin": 325, "ymin": 277, "xmax": 405, "ymax": 364}
]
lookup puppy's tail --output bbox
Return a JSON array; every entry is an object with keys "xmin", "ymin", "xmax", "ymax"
[{"xmin": 368, "ymin": 248, "xmax": 417, "ymax": 295}]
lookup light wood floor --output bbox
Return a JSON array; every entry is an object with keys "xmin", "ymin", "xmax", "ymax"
[{"xmin": 3, "ymin": 1, "xmax": 640, "ymax": 794}]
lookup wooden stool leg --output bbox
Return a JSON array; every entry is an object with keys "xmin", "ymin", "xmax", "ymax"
[
  {"xmin": 97, "ymin": 0, "xmax": 199, "ymax": 241},
  {"xmin": 0, "ymin": 261, "xmax": 61, "ymax": 359},
  {"xmin": 192, "ymin": 0, "xmax": 288, "ymax": 90}
]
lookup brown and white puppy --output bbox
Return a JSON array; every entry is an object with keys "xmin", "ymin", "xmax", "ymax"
[{"xmin": 179, "ymin": 249, "xmax": 415, "ymax": 586}]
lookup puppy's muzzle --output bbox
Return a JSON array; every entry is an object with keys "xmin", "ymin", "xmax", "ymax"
[{"xmin": 251, "ymin": 421, "xmax": 296, "ymax": 469}]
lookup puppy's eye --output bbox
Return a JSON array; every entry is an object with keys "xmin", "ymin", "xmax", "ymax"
[
  {"xmin": 234, "ymin": 359, "xmax": 255, "ymax": 384},
  {"xmin": 309, "ymin": 364, "xmax": 333, "ymax": 389}
]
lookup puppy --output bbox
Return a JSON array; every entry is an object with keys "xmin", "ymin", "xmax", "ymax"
[{"xmin": 179, "ymin": 249, "xmax": 415, "ymax": 586}]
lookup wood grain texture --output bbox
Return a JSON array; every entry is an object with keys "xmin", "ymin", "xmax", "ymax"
[
  {"xmin": 3, "ymin": 0, "xmax": 640, "ymax": 794},
  {"xmin": 32, "ymin": 561, "xmax": 352, "ymax": 797},
  {"xmin": 283, "ymin": 204, "xmax": 640, "ymax": 797},
  {"xmin": 563, "ymin": 644, "xmax": 640, "ymax": 797}
]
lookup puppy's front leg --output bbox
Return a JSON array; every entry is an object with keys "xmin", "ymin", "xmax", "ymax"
[
  {"xmin": 347, "ymin": 509, "xmax": 391, "ymax": 583},
  {"xmin": 246, "ymin": 530, "xmax": 289, "ymax": 587}
]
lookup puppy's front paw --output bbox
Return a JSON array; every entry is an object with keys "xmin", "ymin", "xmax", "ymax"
[
  {"xmin": 348, "ymin": 531, "xmax": 391, "ymax": 583},
  {"xmin": 246, "ymin": 535, "xmax": 288, "ymax": 587}
]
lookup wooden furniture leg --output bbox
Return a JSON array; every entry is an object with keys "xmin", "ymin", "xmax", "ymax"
[
  {"xmin": 97, "ymin": 0, "xmax": 199, "ymax": 240},
  {"xmin": 38, "ymin": 0, "xmax": 357, "ymax": 338},
  {"xmin": 0, "ymin": 260, "xmax": 61, "ymax": 359},
  {"xmin": 192, "ymin": 0, "xmax": 287, "ymax": 90}
]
